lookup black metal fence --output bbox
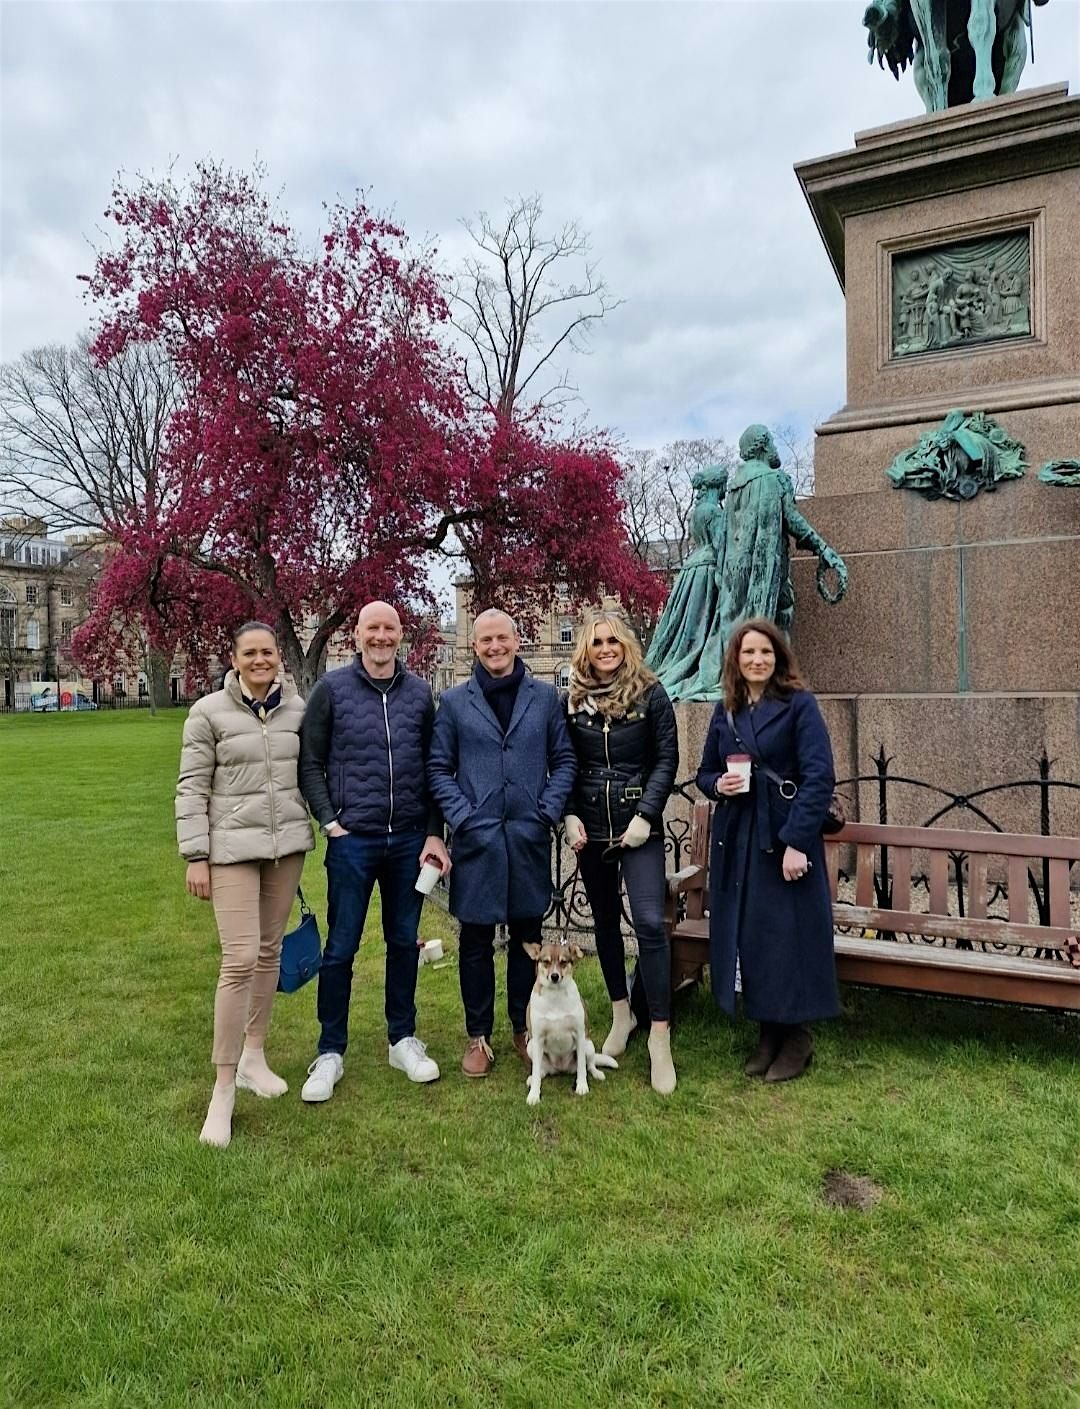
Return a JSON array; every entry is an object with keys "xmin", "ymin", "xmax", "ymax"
[{"xmin": 1, "ymin": 686, "xmax": 198, "ymax": 714}]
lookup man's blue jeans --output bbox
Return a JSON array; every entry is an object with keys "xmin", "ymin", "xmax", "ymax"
[{"xmin": 317, "ymin": 827, "xmax": 425, "ymax": 1052}]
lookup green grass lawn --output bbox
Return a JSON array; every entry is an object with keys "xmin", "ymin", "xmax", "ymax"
[{"xmin": 1, "ymin": 711, "xmax": 1078, "ymax": 1409}]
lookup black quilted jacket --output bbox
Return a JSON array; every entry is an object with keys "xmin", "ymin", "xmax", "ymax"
[{"xmin": 564, "ymin": 682, "xmax": 679, "ymax": 842}]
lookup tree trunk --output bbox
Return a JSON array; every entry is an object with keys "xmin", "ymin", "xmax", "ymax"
[{"xmin": 147, "ymin": 649, "xmax": 172, "ymax": 712}]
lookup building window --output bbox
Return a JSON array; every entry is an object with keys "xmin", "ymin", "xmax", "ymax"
[
  {"xmin": 25, "ymin": 584, "xmax": 38, "ymax": 605},
  {"xmin": 60, "ymin": 620, "xmax": 74, "ymax": 644},
  {"xmin": 25, "ymin": 620, "xmax": 39, "ymax": 651},
  {"xmin": 60, "ymin": 585, "xmax": 73, "ymax": 607},
  {"xmin": 559, "ymin": 620, "xmax": 574, "ymax": 645},
  {"xmin": 556, "ymin": 664, "xmax": 571, "ymax": 688},
  {"xmin": 0, "ymin": 588, "xmax": 14, "ymax": 647}
]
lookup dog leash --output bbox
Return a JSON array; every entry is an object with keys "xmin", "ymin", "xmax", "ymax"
[{"xmin": 558, "ymin": 861, "xmax": 582, "ymax": 947}]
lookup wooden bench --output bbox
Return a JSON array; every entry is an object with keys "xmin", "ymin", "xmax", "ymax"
[{"xmin": 666, "ymin": 802, "xmax": 1080, "ymax": 1010}]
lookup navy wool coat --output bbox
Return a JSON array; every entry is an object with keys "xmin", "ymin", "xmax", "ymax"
[
  {"xmin": 696, "ymin": 689, "xmax": 840, "ymax": 1024},
  {"xmin": 428, "ymin": 673, "xmax": 577, "ymax": 924}
]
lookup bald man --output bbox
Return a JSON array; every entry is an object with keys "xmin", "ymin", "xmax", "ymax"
[
  {"xmin": 428, "ymin": 609, "xmax": 576, "ymax": 1078},
  {"xmin": 298, "ymin": 601, "xmax": 450, "ymax": 1099}
]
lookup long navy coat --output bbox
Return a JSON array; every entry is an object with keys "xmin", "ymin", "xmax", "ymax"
[
  {"xmin": 428, "ymin": 673, "xmax": 577, "ymax": 924},
  {"xmin": 696, "ymin": 689, "xmax": 840, "ymax": 1024}
]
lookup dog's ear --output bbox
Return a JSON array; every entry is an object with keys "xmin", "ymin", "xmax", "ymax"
[
  {"xmin": 522, "ymin": 942, "xmax": 542, "ymax": 960},
  {"xmin": 570, "ymin": 944, "xmax": 584, "ymax": 962}
]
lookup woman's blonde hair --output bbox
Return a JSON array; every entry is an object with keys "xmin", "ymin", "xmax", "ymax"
[{"xmin": 567, "ymin": 611, "xmax": 656, "ymax": 716}]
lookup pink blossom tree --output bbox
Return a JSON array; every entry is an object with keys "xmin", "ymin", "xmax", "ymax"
[{"xmin": 63, "ymin": 161, "xmax": 660, "ymax": 690}]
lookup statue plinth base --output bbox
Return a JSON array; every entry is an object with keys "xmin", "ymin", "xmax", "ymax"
[{"xmin": 788, "ymin": 85, "xmax": 1080, "ymax": 812}]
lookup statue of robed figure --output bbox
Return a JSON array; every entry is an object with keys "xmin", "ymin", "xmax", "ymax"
[
  {"xmin": 646, "ymin": 425, "xmax": 848, "ymax": 701},
  {"xmin": 642, "ymin": 464, "xmax": 728, "ymax": 700},
  {"xmin": 717, "ymin": 425, "xmax": 847, "ymax": 644}
]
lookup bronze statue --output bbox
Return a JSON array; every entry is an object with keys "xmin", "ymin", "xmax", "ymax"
[
  {"xmin": 643, "ymin": 465, "xmax": 729, "ymax": 700},
  {"xmin": 717, "ymin": 426, "xmax": 847, "ymax": 645},
  {"xmin": 864, "ymin": 0, "xmax": 1051, "ymax": 113},
  {"xmin": 646, "ymin": 427, "xmax": 847, "ymax": 702}
]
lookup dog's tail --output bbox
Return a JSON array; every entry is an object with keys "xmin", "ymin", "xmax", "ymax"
[{"xmin": 590, "ymin": 1053, "xmax": 618, "ymax": 1070}]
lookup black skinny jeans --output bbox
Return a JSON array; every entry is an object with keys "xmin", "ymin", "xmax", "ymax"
[{"xmin": 576, "ymin": 835, "xmax": 670, "ymax": 1022}]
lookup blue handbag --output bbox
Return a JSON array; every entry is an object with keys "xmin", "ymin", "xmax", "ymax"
[{"xmin": 278, "ymin": 888, "xmax": 322, "ymax": 993}]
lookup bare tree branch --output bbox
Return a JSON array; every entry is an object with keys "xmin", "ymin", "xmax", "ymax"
[
  {"xmin": 449, "ymin": 194, "xmax": 622, "ymax": 420},
  {"xmin": 0, "ymin": 338, "xmax": 178, "ymax": 533}
]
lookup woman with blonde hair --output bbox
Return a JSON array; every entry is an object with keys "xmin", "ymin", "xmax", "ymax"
[
  {"xmin": 177, "ymin": 621, "xmax": 315, "ymax": 1147},
  {"xmin": 562, "ymin": 611, "xmax": 679, "ymax": 1093}
]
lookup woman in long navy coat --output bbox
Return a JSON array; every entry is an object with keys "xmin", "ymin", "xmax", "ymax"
[{"xmin": 696, "ymin": 617, "xmax": 839, "ymax": 1082}]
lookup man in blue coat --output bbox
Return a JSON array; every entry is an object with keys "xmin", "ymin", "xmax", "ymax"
[{"xmin": 428, "ymin": 609, "xmax": 577, "ymax": 1078}]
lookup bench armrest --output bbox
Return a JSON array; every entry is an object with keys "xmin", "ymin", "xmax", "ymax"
[{"xmin": 667, "ymin": 864, "xmax": 704, "ymax": 895}]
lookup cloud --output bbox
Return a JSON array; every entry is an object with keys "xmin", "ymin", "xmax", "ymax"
[{"xmin": 3, "ymin": 0, "xmax": 1078, "ymax": 450}]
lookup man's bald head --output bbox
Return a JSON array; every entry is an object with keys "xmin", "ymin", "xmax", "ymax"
[
  {"xmin": 355, "ymin": 600, "xmax": 403, "ymax": 679},
  {"xmin": 357, "ymin": 600, "xmax": 401, "ymax": 631}
]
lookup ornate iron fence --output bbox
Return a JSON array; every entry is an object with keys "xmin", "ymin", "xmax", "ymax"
[{"xmin": 424, "ymin": 749, "xmax": 1079, "ymax": 947}]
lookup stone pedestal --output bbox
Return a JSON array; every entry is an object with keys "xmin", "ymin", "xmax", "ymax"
[{"xmin": 789, "ymin": 84, "xmax": 1080, "ymax": 824}]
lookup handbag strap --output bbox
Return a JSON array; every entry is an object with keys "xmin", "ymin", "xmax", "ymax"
[
  {"xmin": 726, "ymin": 710, "xmax": 798, "ymax": 799},
  {"xmin": 297, "ymin": 886, "xmax": 313, "ymax": 918}
]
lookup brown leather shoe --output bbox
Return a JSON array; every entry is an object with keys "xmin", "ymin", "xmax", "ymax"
[
  {"xmin": 512, "ymin": 1030, "xmax": 532, "ymax": 1073},
  {"xmin": 744, "ymin": 1022, "xmax": 784, "ymax": 1078},
  {"xmin": 461, "ymin": 1036, "xmax": 494, "ymax": 1078},
  {"xmin": 763, "ymin": 1026, "xmax": 814, "ymax": 1083}
]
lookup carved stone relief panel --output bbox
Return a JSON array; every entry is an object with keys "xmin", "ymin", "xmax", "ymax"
[{"xmin": 891, "ymin": 230, "xmax": 1031, "ymax": 359}]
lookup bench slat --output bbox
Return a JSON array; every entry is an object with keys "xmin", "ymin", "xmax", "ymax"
[
  {"xmin": 827, "ymin": 843, "xmax": 841, "ymax": 901},
  {"xmin": 1007, "ymin": 857, "xmax": 1029, "ymax": 924},
  {"xmin": 929, "ymin": 851, "xmax": 948, "ymax": 915},
  {"xmin": 833, "ymin": 824, "xmax": 1080, "ymax": 861},
  {"xmin": 1049, "ymin": 857, "xmax": 1072, "ymax": 930},
  {"xmin": 968, "ymin": 853, "xmax": 988, "ymax": 919},
  {"xmin": 892, "ymin": 846, "xmax": 912, "ymax": 911},
  {"xmin": 835, "ymin": 937, "xmax": 1080, "ymax": 1011},
  {"xmin": 855, "ymin": 845, "xmax": 876, "ymax": 907},
  {"xmin": 834, "ymin": 935, "xmax": 1080, "ymax": 979},
  {"xmin": 834, "ymin": 904, "xmax": 1075, "ymax": 949}
]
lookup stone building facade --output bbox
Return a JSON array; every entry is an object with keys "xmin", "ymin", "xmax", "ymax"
[{"xmin": 0, "ymin": 518, "xmax": 95, "ymax": 708}]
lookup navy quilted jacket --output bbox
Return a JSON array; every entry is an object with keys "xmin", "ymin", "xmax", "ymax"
[{"xmin": 299, "ymin": 657, "xmax": 439, "ymax": 835}]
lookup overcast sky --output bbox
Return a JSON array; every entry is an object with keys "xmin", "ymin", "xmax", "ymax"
[{"xmin": 3, "ymin": 0, "xmax": 1079, "ymax": 452}]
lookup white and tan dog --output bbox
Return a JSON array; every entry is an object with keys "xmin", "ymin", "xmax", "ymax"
[{"xmin": 522, "ymin": 941, "xmax": 618, "ymax": 1106}]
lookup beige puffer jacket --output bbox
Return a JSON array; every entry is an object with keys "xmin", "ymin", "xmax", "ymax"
[{"xmin": 176, "ymin": 672, "xmax": 316, "ymax": 866}]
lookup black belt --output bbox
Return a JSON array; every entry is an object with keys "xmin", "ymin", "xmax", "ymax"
[{"xmin": 580, "ymin": 767, "xmax": 642, "ymax": 798}]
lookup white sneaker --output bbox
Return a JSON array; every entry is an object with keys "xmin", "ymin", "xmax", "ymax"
[
  {"xmin": 388, "ymin": 1036, "xmax": 440, "ymax": 1084},
  {"xmin": 301, "ymin": 1053, "xmax": 344, "ymax": 1103}
]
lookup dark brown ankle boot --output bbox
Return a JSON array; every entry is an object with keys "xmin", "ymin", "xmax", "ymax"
[
  {"xmin": 764, "ymin": 1025, "xmax": 814, "ymax": 1083},
  {"xmin": 743, "ymin": 1023, "xmax": 784, "ymax": 1078}
]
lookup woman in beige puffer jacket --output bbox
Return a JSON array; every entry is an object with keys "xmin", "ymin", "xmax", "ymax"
[{"xmin": 176, "ymin": 621, "xmax": 314, "ymax": 1148}]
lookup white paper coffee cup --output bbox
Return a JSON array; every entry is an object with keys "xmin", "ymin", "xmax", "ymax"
[
  {"xmin": 727, "ymin": 755, "xmax": 752, "ymax": 794},
  {"xmin": 415, "ymin": 860, "xmax": 443, "ymax": 895},
  {"xmin": 419, "ymin": 938, "xmax": 444, "ymax": 964}
]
